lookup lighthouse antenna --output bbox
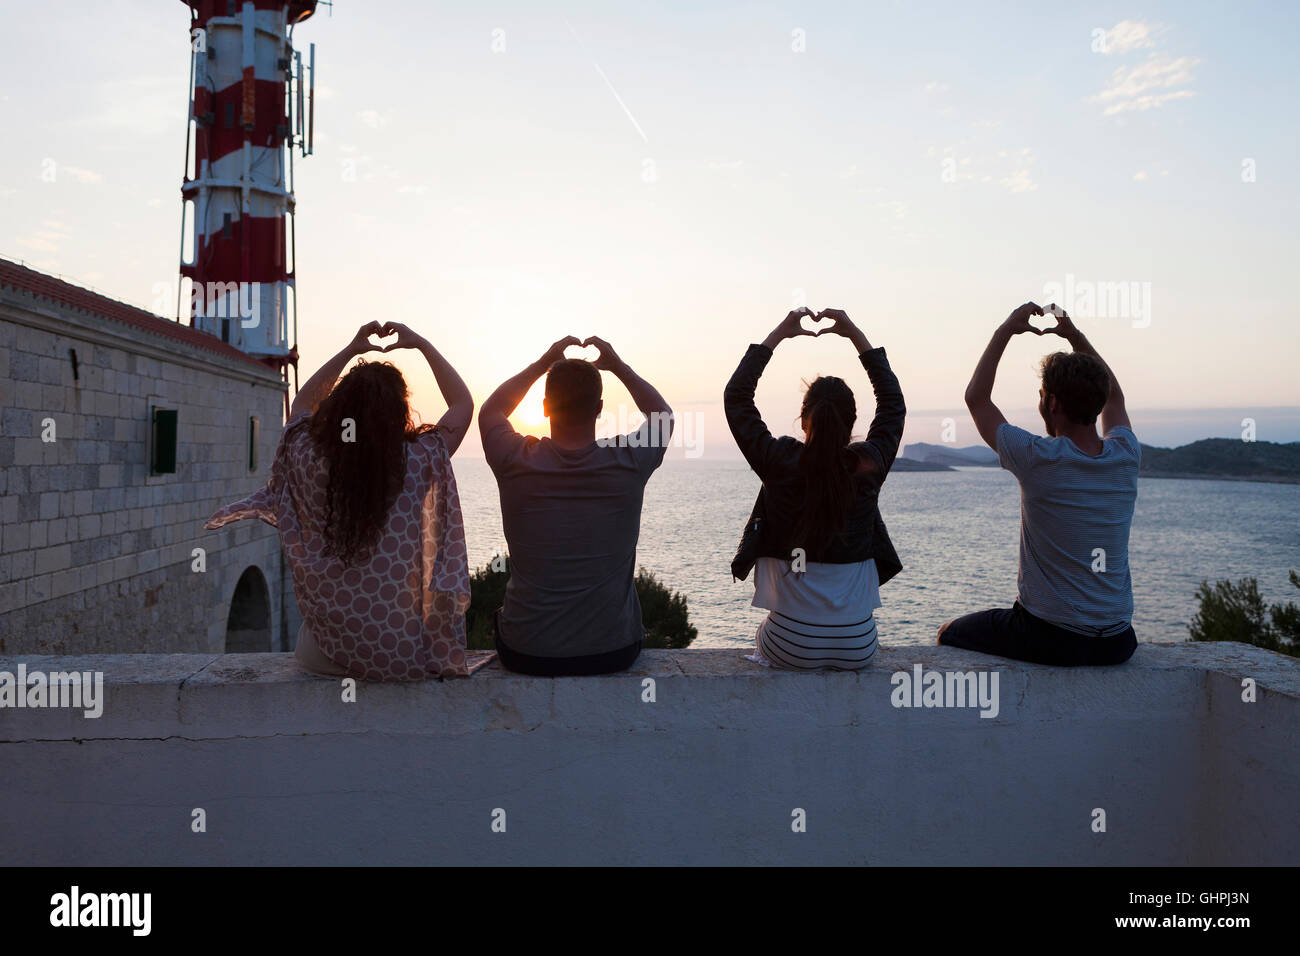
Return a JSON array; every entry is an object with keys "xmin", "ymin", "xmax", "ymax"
[{"xmin": 306, "ymin": 43, "xmax": 316, "ymax": 156}]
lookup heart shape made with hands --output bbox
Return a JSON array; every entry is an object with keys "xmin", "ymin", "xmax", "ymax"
[
  {"xmin": 563, "ymin": 342, "xmax": 602, "ymax": 362},
  {"xmin": 1028, "ymin": 304, "xmax": 1068, "ymax": 336},
  {"xmin": 368, "ymin": 329, "xmax": 400, "ymax": 351},
  {"xmin": 799, "ymin": 313, "xmax": 838, "ymax": 336}
]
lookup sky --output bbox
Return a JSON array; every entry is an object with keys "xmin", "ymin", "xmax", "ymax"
[{"xmin": 2, "ymin": 0, "xmax": 1298, "ymax": 458}]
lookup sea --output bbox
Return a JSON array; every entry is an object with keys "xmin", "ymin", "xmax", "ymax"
[{"xmin": 454, "ymin": 459, "xmax": 1300, "ymax": 649}]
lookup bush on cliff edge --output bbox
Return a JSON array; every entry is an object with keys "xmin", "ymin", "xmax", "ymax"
[
  {"xmin": 464, "ymin": 556, "xmax": 698, "ymax": 652},
  {"xmin": 1189, "ymin": 570, "xmax": 1299, "ymax": 658}
]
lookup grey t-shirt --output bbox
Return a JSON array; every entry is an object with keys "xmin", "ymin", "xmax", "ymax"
[
  {"xmin": 483, "ymin": 420, "xmax": 668, "ymax": 658},
  {"xmin": 996, "ymin": 422, "xmax": 1141, "ymax": 634}
]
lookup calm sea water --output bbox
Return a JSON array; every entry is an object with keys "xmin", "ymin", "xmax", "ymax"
[{"xmin": 454, "ymin": 459, "xmax": 1300, "ymax": 649}]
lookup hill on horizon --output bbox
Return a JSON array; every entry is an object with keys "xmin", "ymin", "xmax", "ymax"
[
  {"xmin": 901, "ymin": 442, "xmax": 1000, "ymax": 467},
  {"xmin": 898, "ymin": 438, "xmax": 1300, "ymax": 484},
  {"xmin": 1139, "ymin": 439, "xmax": 1300, "ymax": 482}
]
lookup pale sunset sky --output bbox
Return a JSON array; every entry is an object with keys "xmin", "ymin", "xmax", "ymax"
[{"xmin": 2, "ymin": 0, "xmax": 1297, "ymax": 457}]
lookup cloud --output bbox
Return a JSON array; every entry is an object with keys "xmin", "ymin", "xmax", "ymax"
[
  {"xmin": 1098, "ymin": 20, "xmax": 1159, "ymax": 56},
  {"xmin": 931, "ymin": 142, "xmax": 1034, "ymax": 189},
  {"xmin": 998, "ymin": 147, "xmax": 1036, "ymax": 162},
  {"xmin": 61, "ymin": 166, "xmax": 103, "ymax": 184},
  {"xmin": 1090, "ymin": 22, "xmax": 1199, "ymax": 117},
  {"xmin": 1001, "ymin": 169, "xmax": 1037, "ymax": 193},
  {"xmin": 875, "ymin": 200, "xmax": 908, "ymax": 221},
  {"xmin": 1133, "ymin": 170, "xmax": 1150, "ymax": 182},
  {"xmin": 923, "ymin": 81, "xmax": 950, "ymax": 95},
  {"xmin": 1093, "ymin": 54, "xmax": 1200, "ymax": 114},
  {"xmin": 16, "ymin": 228, "xmax": 69, "ymax": 253}
]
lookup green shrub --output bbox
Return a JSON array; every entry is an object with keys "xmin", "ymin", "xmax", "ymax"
[
  {"xmin": 464, "ymin": 557, "xmax": 697, "ymax": 651},
  {"xmin": 634, "ymin": 567, "xmax": 698, "ymax": 649},
  {"xmin": 465, "ymin": 555, "xmax": 510, "ymax": 651},
  {"xmin": 1189, "ymin": 570, "xmax": 1299, "ymax": 657}
]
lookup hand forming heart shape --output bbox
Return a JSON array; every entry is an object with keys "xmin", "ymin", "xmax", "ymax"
[
  {"xmin": 368, "ymin": 326, "xmax": 399, "ymax": 350},
  {"xmin": 799, "ymin": 313, "xmax": 838, "ymax": 336},
  {"xmin": 563, "ymin": 342, "xmax": 601, "ymax": 362},
  {"xmin": 1029, "ymin": 303, "xmax": 1068, "ymax": 336}
]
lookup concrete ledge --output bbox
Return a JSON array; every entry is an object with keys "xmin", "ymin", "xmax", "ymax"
[{"xmin": 1, "ymin": 644, "xmax": 1297, "ymax": 865}]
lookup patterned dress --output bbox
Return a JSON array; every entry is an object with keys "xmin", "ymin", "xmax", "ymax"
[{"xmin": 206, "ymin": 410, "xmax": 482, "ymax": 680}]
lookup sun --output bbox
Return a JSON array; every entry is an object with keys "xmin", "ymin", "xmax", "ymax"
[{"xmin": 514, "ymin": 393, "xmax": 548, "ymax": 430}]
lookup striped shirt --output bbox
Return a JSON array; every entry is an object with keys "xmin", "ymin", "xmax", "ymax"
[
  {"xmin": 996, "ymin": 422, "xmax": 1140, "ymax": 635},
  {"xmin": 749, "ymin": 557, "xmax": 880, "ymax": 670}
]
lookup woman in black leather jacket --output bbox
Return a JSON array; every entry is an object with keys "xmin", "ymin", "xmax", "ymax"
[{"xmin": 723, "ymin": 307, "xmax": 906, "ymax": 670}]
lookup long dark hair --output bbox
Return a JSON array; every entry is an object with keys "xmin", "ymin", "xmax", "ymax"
[
  {"xmin": 792, "ymin": 376, "xmax": 857, "ymax": 556},
  {"xmin": 305, "ymin": 360, "xmax": 433, "ymax": 564}
]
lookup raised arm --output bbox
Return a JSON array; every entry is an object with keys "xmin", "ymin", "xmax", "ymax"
[
  {"xmin": 965, "ymin": 302, "xmax": 1044, "ymax": 451},
  {"xmin": 289, "ymin": 322, "xmax": 387, "ymax": 420},
  {"xmin": 381, "ymin": 323, "xmax": 474, "ymax": 454},
  {"xmin": 478, "ymin": 336, "xmax": 581, "ymax": 437},
  {"xmin": 724, "ymin": 308, "xmax": 815, "ymax": 476},
  {"xmin": 816, "ymin": 308, "xmax": 905, "ymax": 477},
  {"xmin": 1043, "ymin": 306, "xmax": 1131, "ymax": 433},
  {"xmin": 583, "ymin": 336, "xmax": 672, "ymax": 436}
]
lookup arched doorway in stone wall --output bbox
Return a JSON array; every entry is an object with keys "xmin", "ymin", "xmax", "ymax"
[{"xmin": 225, "ymin": 566, "xmax": 272, "ymax": 652}]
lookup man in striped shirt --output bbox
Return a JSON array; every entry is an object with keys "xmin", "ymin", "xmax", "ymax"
[{"xmin": 938, "ymin": 302, "xmax": 1140, "ymax": 666}]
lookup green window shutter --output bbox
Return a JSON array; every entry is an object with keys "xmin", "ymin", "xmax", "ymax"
[{"xmin": 152, "ymin": 408, "xmax": 178, "ymax": 475}]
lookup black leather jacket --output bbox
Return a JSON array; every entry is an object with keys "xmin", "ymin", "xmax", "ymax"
[{"xmin": 723, "ymin": 343, "xmax": 905, "ymax": 583}]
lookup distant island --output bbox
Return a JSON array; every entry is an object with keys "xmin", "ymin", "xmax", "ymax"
[
  {"xmin": 901, "ymin": 443, "xmax": 999, "ymax": 468},
  {"xmin": 891, "ymin": 457, "xmax": 955, "ymax": 472},
  {"xmin": 1138, "ymin": 439, "xmax": 1300, "ymax": 484},
  {"xmin": 896, "ymin": 439, "xmax": 1300, "ymax": 485}
]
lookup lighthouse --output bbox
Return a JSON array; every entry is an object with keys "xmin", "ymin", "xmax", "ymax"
[{"xmin": 177, "ymin": 0, "xmax": 319, "ymax": 394}]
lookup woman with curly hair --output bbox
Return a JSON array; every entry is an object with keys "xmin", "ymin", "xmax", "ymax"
[{"xmin": 206, "ymin": 321, "xmax": 482, "ymax": 681}]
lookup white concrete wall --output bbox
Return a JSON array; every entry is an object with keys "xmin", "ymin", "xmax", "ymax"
[
  {"xmin": 1, "ymin": 643, "xmax": 1296, "ymax": 865},
  {"xmin": 0, "ymin": 285, "xmax": 291, "ymax": 654}
]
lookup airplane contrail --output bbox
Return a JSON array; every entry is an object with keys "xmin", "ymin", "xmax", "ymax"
[{"xmin": 565, "ymin": 21, "xmax": 649, "ymax": 144}]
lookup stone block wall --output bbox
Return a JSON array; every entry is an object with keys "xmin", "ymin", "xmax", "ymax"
[{"xmin": 0, "ymin": 284, "xmax": 295, "ymax": 653}]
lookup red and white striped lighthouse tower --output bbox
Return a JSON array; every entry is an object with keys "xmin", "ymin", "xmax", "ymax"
[{"xmin": 178, "ymin": 0, "xmax": 318, "ymax": 391}]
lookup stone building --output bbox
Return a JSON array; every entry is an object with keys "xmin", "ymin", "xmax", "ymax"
[{"xmin": 0, "ymin": 258, "xmax": 299, "ymax": 654}]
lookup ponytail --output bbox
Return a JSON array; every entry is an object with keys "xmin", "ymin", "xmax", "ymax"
[{"xmin": 792, "ymin": 377, "xmax": 857, "ymax": 557}]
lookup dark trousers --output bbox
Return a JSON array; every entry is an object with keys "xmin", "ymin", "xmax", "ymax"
[
  {"xmin": 493, "ymin": 609, "xmax": 642, "ymax": 676},
  {"xmin": 939, "ymin": 601, "xmax": 1137, "ymax": 666}
]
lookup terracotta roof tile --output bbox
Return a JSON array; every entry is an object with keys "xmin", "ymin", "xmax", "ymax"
[{"xmin": 0, "ymin": 257, "xmax": 274, "ymax": 372}]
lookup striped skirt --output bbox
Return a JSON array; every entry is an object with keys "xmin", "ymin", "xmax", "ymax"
[{"xmin": 755, "ymin": 609, "xmax": 878, "ymax": 671}]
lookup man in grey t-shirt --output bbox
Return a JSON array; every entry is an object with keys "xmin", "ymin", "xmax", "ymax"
[
  {"xmin": 479, "ymin": 335, "xmax": 672, "ymax": 675},
  {"xmin": 938, "ymin": 302, "xmax": 1140, "ymax": 666}
]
